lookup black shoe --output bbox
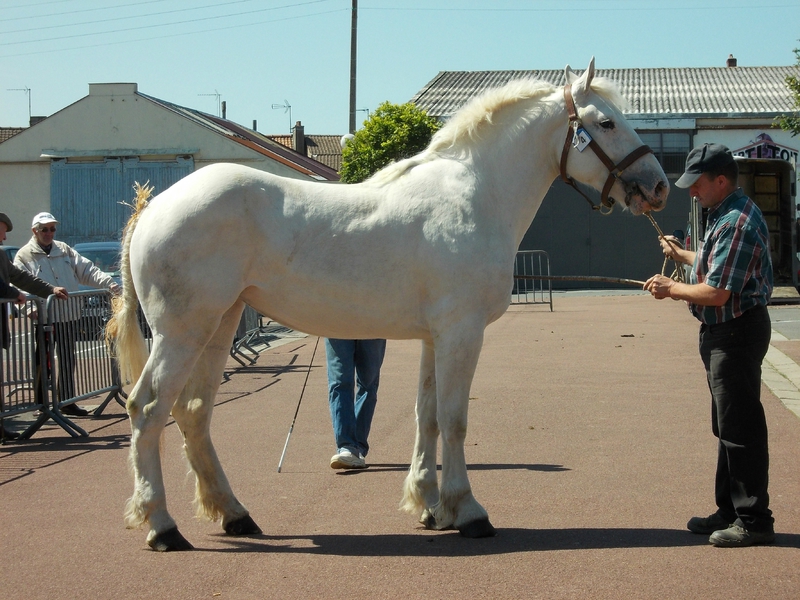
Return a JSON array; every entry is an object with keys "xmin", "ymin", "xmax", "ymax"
[
  {"xmin": 687, "ymin": 513, "xmax": 732, "ymax": 534},
  {"xmin": 709, "ymin": 524, "xmax": 775, "ymax": 547},
  {"xmin": 61, "ymin": 403, "xmax": 89, "ymax": 417},
  {"xmin": 2, "ymin": 427, "xmax": 20, "ymax": 440}
]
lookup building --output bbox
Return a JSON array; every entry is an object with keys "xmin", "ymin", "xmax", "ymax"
[
  {"xmin": 0, "ymin": 83, "xmax": 339, "ymax": 246},
  {"xmin": 410, "ymin": 57, "xmax": 799, "ymax": 286},
  {"xmin": 268, "ymin": 121, "xmax": 345, "ymax": 172}
]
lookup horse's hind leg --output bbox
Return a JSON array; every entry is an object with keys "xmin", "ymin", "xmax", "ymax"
[
  {"xmin": 401, "ymin": 339, "xmax": 440, "ymax": 525},
  {"xmin": 126, "ymin": 338, "xmax": 206, "ymax": 552},
  {"xmin": 429, "ymin": 321, "xmax": 495, "ymax": 538},
  {"xmin": 170, "ymin": 301, "xmax": 262, "ymax": 538}
]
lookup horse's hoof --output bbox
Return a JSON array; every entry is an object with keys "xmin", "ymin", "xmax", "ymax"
[
  {"xmin": 458, "ymin": 518, "xmax": 497, "ymax": 538},
  {"xmin": 422, "ymin": 513, "xmax": 437, "ymax": 530},
  {"xmin": 148, "ymin": 527, "xmax": 194, "ymax": 552},
  {"xmin": 224, "ymin": 514, "xmax": 262, "ymax": 536}
]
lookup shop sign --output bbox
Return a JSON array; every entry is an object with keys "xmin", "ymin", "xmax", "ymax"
[{"xmin": 732, "ymin": 133, "xmax": 798, "ymax": 162}]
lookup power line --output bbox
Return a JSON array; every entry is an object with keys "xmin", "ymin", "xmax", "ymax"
[
  {"xmin": 359, "ymin": 2, "xmax": 800, "ymax": 13},
  {"xmin": 0, "ymin": 0, "xmax": 172, "ymax": 23},
  {"xmin": 0, "ymin": 0, "xmax": 334, "ymax": 46},
  {"xmin": 0, "ymin": 7, "xmax": 347, "ymax": 58}
]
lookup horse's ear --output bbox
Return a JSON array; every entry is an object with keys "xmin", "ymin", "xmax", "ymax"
[
  {"xmin": 580, "ymin": 57, "xmax": 596, "ymax": 92},
  {"xmin": 564, "ymin": 64, "xmax": 579, "ymax": 84}
]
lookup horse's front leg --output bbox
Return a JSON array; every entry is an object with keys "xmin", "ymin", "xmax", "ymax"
[
  {"xmin": 400, "ymin": 339, "xmax": 440, "ymax": 525},
  {"xmin": 428, "ymin": 322, "xmax": 496, "ymax": 538}
]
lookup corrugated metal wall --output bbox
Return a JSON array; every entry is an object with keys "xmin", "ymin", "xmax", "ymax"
[
  {"xmin": 50, "ymin": 156, "xmax": 193, "ymax": 245},
  {"xmin": 518, "ymin": 179, "xmax": 692, "ymax": 288}
]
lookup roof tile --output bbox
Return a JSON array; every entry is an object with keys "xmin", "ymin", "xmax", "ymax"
[{"xmin": 411, "ymin": 66, "xmax": 800, "ymax": 119}]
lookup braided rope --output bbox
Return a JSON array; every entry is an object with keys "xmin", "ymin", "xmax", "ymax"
[{"xmin": 644, "ymin": 212, "xmax": 687, "ymax": 284}]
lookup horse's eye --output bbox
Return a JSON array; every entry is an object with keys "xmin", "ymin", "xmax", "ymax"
[{"xmin": 599, "ymin": 119, "xmax": 615, "ymax": 130}]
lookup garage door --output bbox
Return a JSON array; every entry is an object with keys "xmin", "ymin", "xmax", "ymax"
[{"xmin": 50, "ymin": 156, "xmax": 193, "ymax": 245}]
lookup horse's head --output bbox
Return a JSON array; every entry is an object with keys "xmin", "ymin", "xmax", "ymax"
[{"xmin": 561, "ymin": 58, "xmax": 669, "ymax": 215}]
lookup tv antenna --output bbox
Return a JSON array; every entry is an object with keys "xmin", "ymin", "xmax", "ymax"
[
  {"xmin": 271, "ymin": 100, "xmax": 292, "ymax": 132},
  {"xmin": 8, "ymin": 87, "xmax": 31, "ymax": 121},
  {"xmin": 198, "ymin": 90, "xmax": 222, "ymax": 116},
  {"xmin": 356, "ymin": 107, "xmax": 370, "ymax": 124}
]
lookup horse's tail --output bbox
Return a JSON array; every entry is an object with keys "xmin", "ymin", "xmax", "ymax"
[{"xmin": 106, "ymin": 181, "xmax": 153, "ymax": 385}]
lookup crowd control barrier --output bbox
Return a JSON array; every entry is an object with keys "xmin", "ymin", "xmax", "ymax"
[
  {"xmin": 2, "ymin": 292, "xmax": 296, "ymax": 441},
  {"xmin": 511, "ymin": 250, "xmax": 553, "ymax": 311},
  {"xmin": 230, "ymin": 305, "xmax": 292, "ymax": 367},
  {"xmin": 1, "ymin": 290, "xmax": 125, "ymax": 441}
]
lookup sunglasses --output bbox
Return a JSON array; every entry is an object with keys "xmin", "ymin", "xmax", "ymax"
[{"xmin": 38, "ymin": 227, "xmax": 57, "ymax": 233}]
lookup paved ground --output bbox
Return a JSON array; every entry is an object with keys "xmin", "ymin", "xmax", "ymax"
[{"xmin": 1, "ymin": 295, "xmax": 799, "ymax": 599}]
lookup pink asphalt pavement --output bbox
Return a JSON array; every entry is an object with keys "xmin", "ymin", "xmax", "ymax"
[{"xmin": 1, "ymin": 295, "xmax": 798, "ymax": 599}]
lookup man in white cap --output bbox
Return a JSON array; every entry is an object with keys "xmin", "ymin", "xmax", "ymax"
[{"xmin": 15, "ymin": 212, "xmax": 120, "ymax": 416}]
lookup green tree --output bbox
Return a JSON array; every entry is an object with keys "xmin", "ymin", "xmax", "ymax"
[
  {"xmin": 776, "ymin": 46, "xmax": 800, "ymax": 136},
  {"xmin": 339, "ymin": 101, "xmax": 442, "ymax": 183}
]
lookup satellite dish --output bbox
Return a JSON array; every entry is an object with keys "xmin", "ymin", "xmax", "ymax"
[{"xmin": 340, "ymin": 133, "xmax": 355, "ymax": 148}]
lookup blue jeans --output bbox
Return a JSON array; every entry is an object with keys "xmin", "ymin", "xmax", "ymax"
[{"xmin": 325, "ymin": 338, "xmax": 386, "ymax": 457}]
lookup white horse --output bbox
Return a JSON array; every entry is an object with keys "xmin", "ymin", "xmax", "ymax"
[{"xmin": 109, "ymin": 59, "xmax": 668, "ymax": 551}]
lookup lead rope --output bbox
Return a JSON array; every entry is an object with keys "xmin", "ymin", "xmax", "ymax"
[{"xmin": 644, "ymin": 212, "xmax": 687, "ymax": 284}]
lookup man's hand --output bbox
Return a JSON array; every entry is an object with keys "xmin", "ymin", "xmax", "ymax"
[
  {"xmin": 644, "ymin": 274, "xmax": 675, "ymax": 300},
  {"xmin": 15, "ymin": 291, "xmax": 26, "ymax": 304},
  {"xmin": 659, "ymin": 235, "xmax": 682, "ymax": 259},
  {"xmin": 53, "ymin": 287, "xmax": 68, "ymax": 300}
]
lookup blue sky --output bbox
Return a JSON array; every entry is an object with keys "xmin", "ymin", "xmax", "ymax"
[{"xmin": 2, "ymin": 0, "xmax": 799, "ymax": 135}]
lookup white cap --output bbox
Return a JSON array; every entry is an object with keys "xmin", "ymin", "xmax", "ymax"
[{"xmin": 32, "ymin": 212, "xmax": 59, "ymax": 227}]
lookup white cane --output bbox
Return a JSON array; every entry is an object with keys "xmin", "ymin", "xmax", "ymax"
[{"xmin": 277, "ymin": 335, "xmax": 321, "ymax": 473}]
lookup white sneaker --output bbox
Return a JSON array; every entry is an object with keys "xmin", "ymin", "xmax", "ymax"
[{"xmin": 330, "ymin": 448, "xmax": 367, "ymax": 469}]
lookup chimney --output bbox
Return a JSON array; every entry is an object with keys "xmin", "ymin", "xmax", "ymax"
[
  {"xmin": 221, "ymin": 100, "xmax": 227, "ymax": 119},
  {"xmin": 252, "ymin": 120, "xmax": 257, "ymax": 131},
  {"xmin": 726, "ymin": 54, "xmax": 737, "ymax": 67},
  {"xmin": 292, "ymin": 121, "xmax": 305, "ymax": 155}
]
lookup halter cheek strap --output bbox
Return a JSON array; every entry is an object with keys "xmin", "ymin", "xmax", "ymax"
[{"xmin": 559, "ymin": 84, "xmax": 654, "ymax": 214}]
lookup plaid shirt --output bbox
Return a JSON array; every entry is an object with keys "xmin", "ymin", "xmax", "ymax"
[{"xmin": 689, "ymin": 188, "xmax": 772, "ymax": 325}]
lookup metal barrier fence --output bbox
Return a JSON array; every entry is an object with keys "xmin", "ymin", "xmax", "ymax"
[
  {"xmin": 1, "ymin": 290, "xmax": 125, "ymax": 441},
  {"xmin": 230, "ymin": 305, "xmax": 292, "ymax": 367},
  {"xmin": 2, "ymin": 292, "xmax": 294, "ymax": 441},
  {"xmin": 511, "ymin": 250, "xmax": 553, "ymax": 311}
]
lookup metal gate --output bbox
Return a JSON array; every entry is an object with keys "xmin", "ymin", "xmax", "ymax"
[{"xmin": 512, "ymin": 250, "xmax": 553, "ymax": 310}]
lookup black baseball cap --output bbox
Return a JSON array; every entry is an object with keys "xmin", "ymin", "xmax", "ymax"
[
  {"xmin": 0, "ymin": 212, "xmax": 12, "ymax": 232},
  {"xmin": 675, "ymin": 143, "xmax": 735, "ymax": 188}
]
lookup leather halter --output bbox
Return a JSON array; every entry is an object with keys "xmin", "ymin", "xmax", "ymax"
[{"xmin": 559, "ymin": 84, "xmax": 654, "ymax": 213}]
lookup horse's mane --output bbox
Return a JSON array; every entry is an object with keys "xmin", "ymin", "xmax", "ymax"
[{"xmin": 365, "ymin": 75, "xmax": 628, "ymax": 187}]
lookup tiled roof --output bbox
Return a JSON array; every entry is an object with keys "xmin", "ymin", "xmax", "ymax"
[
  {"xmin": 139, "ymin": 93, "xmax": 340, "ymax": 181},
  {"xmin": 0, "ymin": 127, "xmax": 24, "ymax": 143},
  {"xmin": 410, "ymin": 66, "xmax": 800, "ymax": 120},
  {"xmin": 269, "ymin": 134, "xmax": 344, "ymax": 171}
]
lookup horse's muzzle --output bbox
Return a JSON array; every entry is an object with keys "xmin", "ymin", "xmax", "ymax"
[{"xmin": 623, "ymin": 178, "xmax": 669, "ymax": 215}]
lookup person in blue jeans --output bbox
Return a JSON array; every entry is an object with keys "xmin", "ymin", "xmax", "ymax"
[{"xmin": 325, "ymin": 338, "xmax": 386, "ymax": 469}]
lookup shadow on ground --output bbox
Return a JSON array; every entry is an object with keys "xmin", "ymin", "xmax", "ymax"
[{"xmin": 198, "ymin": 527, "xmax": 800, "ymax": 556}]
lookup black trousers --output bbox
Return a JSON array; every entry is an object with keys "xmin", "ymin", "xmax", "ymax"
[
  {"xmin": 35, "ymin": 322, "xmax": 77, "ymax": 405},
  {"xmin": 699, "ymin": 304, "xmax": 773, "ymax": 532}
]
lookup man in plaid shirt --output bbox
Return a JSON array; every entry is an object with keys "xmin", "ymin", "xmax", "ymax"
[{"xmin": 645, "ymin": 143, "xmax": 775, "ymax": 547}]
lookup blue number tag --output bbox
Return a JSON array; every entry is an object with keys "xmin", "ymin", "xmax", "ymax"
[{"xmin": 572, "ymin": 127, "xmax": 592, "ymax": 152}]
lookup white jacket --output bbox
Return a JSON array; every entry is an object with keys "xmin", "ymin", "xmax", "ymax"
[{"xmin": 14, "ymin": 237, "xmax": 116, "ymax": 321}]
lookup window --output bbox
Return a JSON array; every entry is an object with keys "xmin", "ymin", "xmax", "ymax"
[{"xmin": 637, "ymin": 132, "xmax": 691, "ymax": 175}]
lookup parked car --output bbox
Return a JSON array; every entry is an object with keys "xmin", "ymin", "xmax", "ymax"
[
  {"xmin": 72, "ymin": 241, "xmax": 122, "ymax": 339},
  {"xmin": 2, "ymin": 245, "xmax": 20, "ymax": 262},
  {"xmin": 73, "ymin": 241, "xmax": 122, "ymax": 288}
]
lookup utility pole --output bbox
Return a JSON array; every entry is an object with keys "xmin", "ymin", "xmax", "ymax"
[{"xmin": 349, "ymin": 0, "xmax": 357, "ymax": 134}]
